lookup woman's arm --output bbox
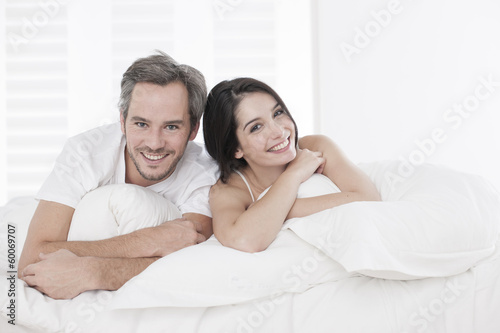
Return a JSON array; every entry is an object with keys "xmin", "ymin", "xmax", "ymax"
[
  {"xmin": 286, "ymin": 135, "xmax": 381, "ymax": 219},
  {"xmin": 211, "ymin": 149, "xmax": 324, "ymax": 253}
]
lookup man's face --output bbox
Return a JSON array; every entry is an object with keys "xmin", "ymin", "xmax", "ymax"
[{"xmin": 121, "ymin": 81, "xmax": 198, "ymax": 186}]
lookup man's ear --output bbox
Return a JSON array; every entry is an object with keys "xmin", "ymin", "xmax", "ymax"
[
  {"xmin": 120, "ymin": 111, "xmax": 126, "ymax": 135},
  {"xmin": 189, "ymin": 122, "xmax": 200, "ymax": 141}
]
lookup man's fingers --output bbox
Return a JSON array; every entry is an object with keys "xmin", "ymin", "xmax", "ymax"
[
  {"xmin": 192, "ymin": 220, "xmax": 203, "ymax": 233},
  {"xmin": 22, "ymin": 263, "xmax": 36, "ymax": 277},
  {"xmin": 22, "ymin": 275, "xmax": 37, "ymax": 287},
  {"xmin": 176, "ymin": 217, "xmax": 202, "ymax": 233},
  {"xmin": 196, "ymin": 233, "xmax": 206, "ymax": 244}
]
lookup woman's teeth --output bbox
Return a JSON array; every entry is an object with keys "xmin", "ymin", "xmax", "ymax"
[{"xmin": 269, "ymin": 138, "xmax": 289, "ymax": 152}]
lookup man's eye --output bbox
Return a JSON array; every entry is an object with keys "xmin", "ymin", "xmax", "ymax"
[
  {"xmin": 136, "ymin": 122, "xmax": 147, "ymax": 128},
  {"xmin": 166, "ymin": 125, "xmax": 178, "ymax": 130}
]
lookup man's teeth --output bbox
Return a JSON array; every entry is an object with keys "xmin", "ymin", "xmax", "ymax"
[
  {"xmin": 143, "ymin": 153, "xmax": 166, "ymax": 160},
  {"xmin": 269, "ymin": 139, "xmax": 289, "ymax": 152}
]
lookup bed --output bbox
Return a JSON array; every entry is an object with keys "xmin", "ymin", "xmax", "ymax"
[{"xmin": 1, "ymin": 160, "xmax": 500, "ymax": 333}]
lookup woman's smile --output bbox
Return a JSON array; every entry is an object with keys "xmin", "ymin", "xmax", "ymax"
[{"xmin": 268, "ymin": 137, "xmax": 290, "ymax": 152}]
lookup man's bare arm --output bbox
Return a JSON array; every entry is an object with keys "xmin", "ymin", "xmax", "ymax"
[
  {"xmin": 22, "ymin": 249, "xmax": 159, "ymax": 299},
  {"xmin": 183, "ymin": 212, "xmax": 213, "ymax": 239},
  {"xmin": 19, "ymin": 200, "xmax": 206, "ymax": 276}
]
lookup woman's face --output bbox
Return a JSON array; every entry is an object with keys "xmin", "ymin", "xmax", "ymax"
[{"xmin": 234, "ymin": 92, "xmax": 296, "ymax": 168}]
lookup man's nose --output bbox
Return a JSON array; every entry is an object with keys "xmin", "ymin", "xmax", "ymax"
[{"xmin": 145, "ymin": 128, "xmax": 165, "ymax": 150}]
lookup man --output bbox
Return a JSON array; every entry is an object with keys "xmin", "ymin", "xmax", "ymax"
[{"xmin": 18, "ymin": 51, "xmax": 219, "ymax": 299}]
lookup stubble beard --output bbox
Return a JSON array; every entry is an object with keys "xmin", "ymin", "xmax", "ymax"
[{"xmin": 127, "ymin": 146, "xmax": 184, "ymax": 182}]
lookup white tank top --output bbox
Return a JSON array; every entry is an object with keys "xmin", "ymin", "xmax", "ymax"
[
  {"xmin": 234, "ymin": 170, "xmax": 255, "ymax": 202},
  {"xmin": 234, "ymin": 170, "xmax": 341, "ymax": 203}
]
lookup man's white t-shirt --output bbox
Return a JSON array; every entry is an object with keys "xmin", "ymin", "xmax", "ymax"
[{"xmin": 36, "ymin": 122, "xmax": 219, "ymax": 217}]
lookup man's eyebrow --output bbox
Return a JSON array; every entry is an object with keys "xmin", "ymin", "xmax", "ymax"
[
  {"xmin": 129, "ymin": 117, "xmax": 185, "ymax": 125},
  {"xmin": 129, "ymin": 116, "xmax": 148, "ymax": 123},
  {"xmin": 164, "ymin": 120, "xmax": 184, "ymax": 125},
  {"xmin": 242, "ymin": 102, "xmax": 281, "ymax": 130}
]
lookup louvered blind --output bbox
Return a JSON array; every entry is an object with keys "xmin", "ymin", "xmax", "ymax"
[
  {"xmin": 111, "ymin": 0, "xmax": 176, "ymax": 100},
  {"xmin": 0, "ymin": 0, "xmax": 313, "ymax": 205},
  {"xmin": 213, "ymin": 0, "xmax": 276, "ymax": 85},
  {"xmin": 4, "ymin": 0, "xmax": 69, "ymax": 201},
  {"xmin": 0, "ymin": 1, "xmax": 7, "ymax": 205}
]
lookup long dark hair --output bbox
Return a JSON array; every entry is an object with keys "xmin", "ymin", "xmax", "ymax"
[{"xmin": 203, "ymin": 78, "xmax": 298, "ymax": 183}]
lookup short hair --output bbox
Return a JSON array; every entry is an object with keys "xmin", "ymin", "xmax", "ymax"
[
  {"xmin": 118, "ymin": 50, "xmax": 207, "ymax": 130},
  {"xmin": 203, "ymin": 77, "xmax": 298, "ymax": 183}
]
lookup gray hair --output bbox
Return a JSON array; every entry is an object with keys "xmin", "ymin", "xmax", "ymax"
[{"xmin": 118, "ymin": 50, "xmax": 207, "ymax": 130}]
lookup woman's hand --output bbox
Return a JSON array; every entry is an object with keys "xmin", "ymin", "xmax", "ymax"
[{"xmin": 284, "ymin": 148, "xmax": 325, "ymax": 183}]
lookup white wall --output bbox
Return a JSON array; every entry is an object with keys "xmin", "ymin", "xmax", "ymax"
[{"xmin": 316, "ymin": 0, "xmax": 500, "ymax": 191}]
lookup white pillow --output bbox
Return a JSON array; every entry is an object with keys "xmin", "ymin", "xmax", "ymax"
[
  {"xmin": 68, "ymin": 184, "xmax": 182, "ymax": 241},
  {"xmin": 64, "ymin": 182, "xmax": 349, "ymax": 309},
  {"xmin": 107, "ymin": 230, "xmax": 350, "ymax": 309},
  {"xmin": 284, "ymin": 161, "xmax": 500, "ymax": 279}
]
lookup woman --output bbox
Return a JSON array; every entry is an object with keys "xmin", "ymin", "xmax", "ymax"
[{"xmin": 203, "ymin": 78, "xmax": 380, "ymax": 253}]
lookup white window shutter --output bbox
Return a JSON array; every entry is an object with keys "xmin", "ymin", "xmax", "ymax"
[
  {"xmin": 4, "ymin": 0, "xmax": 69, "ymax": 200},
  {"xmin": 0, "ymin": 0, "xmax": 7, "ymax": 204},
  {"xmin": 213, "ymin": 0, "xmax": 277, "ymax": 85},
  {"xmin": 0, "ymin": 0, "xmax": 314, "ymax": 205}
]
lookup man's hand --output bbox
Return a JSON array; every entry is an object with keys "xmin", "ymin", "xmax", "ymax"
[
  {"xmin": 135, "ymin": 218, "xmax": 206, "ymax": 257},
  {"xmin": 21, "ymin": 249, "xmax": 94, "ymax": 299}
]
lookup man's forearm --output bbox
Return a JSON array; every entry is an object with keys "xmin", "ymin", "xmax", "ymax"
[
  {"xmin": 89, "ymin": 256, "xmax": 159, "ymax": 291},
  {"xmin": 39, "ymin": 231, "xmax": 149, "ymax": 259},
  {"xmin": 21, "ymin": 250, "xmax": 159, "ymax": 299},
  {"xmin": 19, "ymin": 200, "xmax": 154, "ymax": 276},
  {"xmin": 19, "ymin": 230, "xmax": 150, "ymax": 277}
]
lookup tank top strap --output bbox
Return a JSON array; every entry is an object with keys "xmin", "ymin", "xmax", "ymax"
[{"xmin": 234, "ymin": 169, "xmax": 255, "ymax": 203}]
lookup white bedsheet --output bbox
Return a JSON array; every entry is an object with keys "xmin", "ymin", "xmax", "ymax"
[
  {"xmin": 2, "ymin": 160, "xmax": 500, "ymax": 333},
  {"xmin": 1, "ymin": 197, "xmax": 500, "ymax": 333},
  {"xmin": 2, "ymin": 242, "xmax": 499, "ymax": 333}
]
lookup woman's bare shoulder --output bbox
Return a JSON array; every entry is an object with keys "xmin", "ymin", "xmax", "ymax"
[
  {"xmin": 298, "ymin": 134, "xmax": 338, "ymax": 151},
  {"xmin": 209, "ymin": 173, "xmax": 253, "ymax": 208}
]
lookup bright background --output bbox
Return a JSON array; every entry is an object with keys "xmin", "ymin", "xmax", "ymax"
[{"xmin": 1, "ymin": 0, "xmax": 499, "ymax": 206}]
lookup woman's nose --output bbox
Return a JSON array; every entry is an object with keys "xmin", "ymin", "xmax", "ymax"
[{"xmin": 269, "ymin": 121, "xmax": 285, "ymax": 138}]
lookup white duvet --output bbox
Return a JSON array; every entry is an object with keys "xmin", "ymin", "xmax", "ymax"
[{"xmin": 1, "ymin": 161, "xmax": 500, "ymax": 333}]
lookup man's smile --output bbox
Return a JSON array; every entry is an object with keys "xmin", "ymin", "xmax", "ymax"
[{"xmin": 142, "ymin": 152, "xmax": 168, "ymax": 161}]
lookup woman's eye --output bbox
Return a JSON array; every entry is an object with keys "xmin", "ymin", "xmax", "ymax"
[
  {"xmin": 250, "ymin": 124, "xmax": 261, "ymax": 133},
  {"xmin": 274, "ymin": 109, "xmax": 284, "ymax": 117}
]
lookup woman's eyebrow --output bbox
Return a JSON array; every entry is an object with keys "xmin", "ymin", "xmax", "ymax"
[
  {"xmin": 243, "ymin": 118, "xmax": 260, "ymax": 130},
  {"xmin": 243, "ymin": 103, "xmax": 281, "ymax": 130}
]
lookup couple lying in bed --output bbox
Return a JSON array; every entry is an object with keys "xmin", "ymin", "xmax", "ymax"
[{"xmin": 17, "ymin": 51, "xmax": 380, "ymax": 300}]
